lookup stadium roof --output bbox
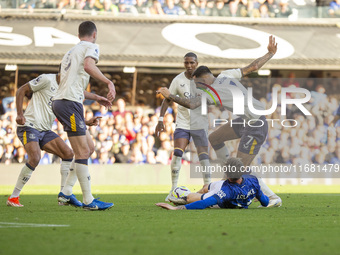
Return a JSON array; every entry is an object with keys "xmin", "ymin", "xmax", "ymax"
[{"xmin": 1, "ymin": 13, "xmax": 340, "ymax": 71}]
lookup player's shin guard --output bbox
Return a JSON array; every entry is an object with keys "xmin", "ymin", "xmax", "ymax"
[
  {"xmin": 60, "ymin": 159, "xmax": 72, "ymax": 192},
  {"xmin": 11, "ymin": 163, "xmax": 34, "ymax": 198},
  {"xmin": 62, "ymin": 159, "xmax": 78, "ymax": 196},
  {"xmin": 171, "ymin": 155, "xmax": 182, "ymax": 191},
  {"xmin": 75, "ymin": 159, "xmax": 94, "ymax": 205}
]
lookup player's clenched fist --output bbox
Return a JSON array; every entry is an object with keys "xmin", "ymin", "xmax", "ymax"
[{"xmin": 16, "ymin": 115, "xmax": 26, "ymax": 125}]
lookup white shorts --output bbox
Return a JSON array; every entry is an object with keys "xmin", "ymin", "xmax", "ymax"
[
  {"xmin": 201, "ymin": 180, "xmax": 225, "ymax": 208},
  {"xmin": 201, "ymin": 180, "xmax": 224, "ymax": 208}
]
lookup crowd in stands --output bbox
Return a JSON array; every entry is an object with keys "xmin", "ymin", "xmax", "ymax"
[
  {"xmin": 0, "ymin": 71, "xmax": 339, "ymax": 166},
  {"xmin": 2, "ymin": 0, "xmax": 339, "ymax": 18}
]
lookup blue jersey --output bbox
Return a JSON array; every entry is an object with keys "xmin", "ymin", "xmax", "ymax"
[
  {"xmin": 185, "ymin": 175, "xmax": 269, "ymax": 210},
  {"xmin": 336, "ymin": 105, "xmax": 340, "ymax": 116},
  {"xmin": 212, "ymin": 175, "xmax": 265, "ymax": 209}
]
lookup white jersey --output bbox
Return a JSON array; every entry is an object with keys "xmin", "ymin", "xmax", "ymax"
[
  {"xmin": 54, "ymin": 41, "xmax": 99, "ymax": 104},
  {"xmin": 19, "ymin": 74, "xmax": 58, "ymax": 131},
  {"xmin": 212, "ymin": 69, "xmax": 265, "ymax": 121},
  {"xmin": 169, "ymin": 72, "xmax": 208, "ymax": 130}
]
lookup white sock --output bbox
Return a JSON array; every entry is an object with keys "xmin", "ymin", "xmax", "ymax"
[
  {"xmin": 62, "ymin": 160, "xmax": 78, "ymax": 196},
  {"xmin": 171, "ymin": 156, "xmax": 182, "ymax": 191},
  {"xmin": 215, "ymin": 145, "xmax": 230, "ymax": 165},
  {"xmin": 11, "ymin": 164, "xmax": 33, "ymax": 198},
  {"xmin": 75, "ymin": 162, "xmax": 94, "ymax": 205},
  {"xmin": 257, "ymin": 177, "xmax": 277, "ymax": 198},
  {"xmin": 200, "ymin": 159, "xmax": 211, "ymax": 185},
  {"xmin": 60, "ymin": 160, "xmax": 72, "ymax": 192}
]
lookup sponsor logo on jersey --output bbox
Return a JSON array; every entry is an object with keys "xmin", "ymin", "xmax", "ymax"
[{"xmin": 236, "ymin": 189, "xmax": 255, "ymax": 200}]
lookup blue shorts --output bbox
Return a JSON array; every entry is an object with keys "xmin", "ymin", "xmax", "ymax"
[
  {"xmin": 173, "ymin": 128, "xmax": 208, "ymax": 147},
  {"xmin": 52, "ymin": 99, "xmax": 86, "ymax": 136},
  {"xmin": 232, "ymin": 116, "xmax": 268, "ymax": 155},
  {"xmin": 17, "ymin": 126, "xmax": 59, "ymax": 149}
]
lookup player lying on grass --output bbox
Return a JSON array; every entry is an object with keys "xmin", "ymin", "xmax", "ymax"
[
  {"xmin": 156, "ymin": 157, "xmax": 270, "ymax": 210},
  {"xmin": 7, "ymin": 73, "xmax": 111, "ymax": 208},
  {"xmin": 156, "ymin": 35, "xmax": 281, "ymax": 207}
]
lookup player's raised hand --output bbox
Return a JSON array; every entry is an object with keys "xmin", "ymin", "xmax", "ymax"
[
  {"xmin": 16, "ymin": 114, "xmax": 26, "ymax": 125},
  {"xmin": 96, "ymin": 95, "xmax": 112, "ymax": 109},
  {"xmin": 107, "ymin": 82, "xmax": 116, "ymax": 102},
  {"xmin": 85, "ymin": 116, "xmax": 102, "ymax": 126},
  {"xmin": 268, "ymin": 35, "xmax": 277, "ymax": 55},
  {"xmin": 155, "ymin": 203, "xmax": 178, "ymax": 210},
  {"xmin": 155, "ymin": 121, "xmax": 165, "ymax": 137},
  {"xmin": 156, "ymin": 87, "xmax": 171, "ymax": 99}
]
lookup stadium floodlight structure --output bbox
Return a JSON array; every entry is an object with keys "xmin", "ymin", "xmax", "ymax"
[{"xmin": 5, "ymin": 64, "xmax": 17, "ymax": 71}]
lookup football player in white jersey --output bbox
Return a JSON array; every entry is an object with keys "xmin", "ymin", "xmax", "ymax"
[
  {"xmin": 7, "ymin": 73, "xmax": 109, "ymax": 207},
  {"xmin": 155, "ymin": 52, "xmax": 211, "ymax": 201},
  {"xmin": 157, "ymin": 36, "xmax": 282, "ymax": 207},
  {"xmin": 52, "ymin": 21, "xmax": 116, "ymax": 211}
]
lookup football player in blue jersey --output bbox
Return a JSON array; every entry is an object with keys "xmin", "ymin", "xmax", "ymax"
[{"xmin": 156, "ymin": 157, "xmax": 272, "ymax": 210}]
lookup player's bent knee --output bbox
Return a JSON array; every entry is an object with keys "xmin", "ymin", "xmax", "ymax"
[
  {"xmin": 202, "ymin": 184, "xmax": 209, "ymax": 193},
  {"xmin": 64, "ymin": 148, "xmax": 74, "ymax": 159},
  {"xmin": 173, "ymin": 148, "xmax": 183, "ymax": 157},
  {"xmin": 208, "ymin": 133, "xmax": 216, "ymax": 145},
  {"xmin": 27, "ymin": 155, "xmax": 41, "ymax": 168}
]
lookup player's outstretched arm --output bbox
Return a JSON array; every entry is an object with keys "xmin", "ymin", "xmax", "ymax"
[
  {"xmin": 84, "ymin": 57, "xmax": 116, "ymax": 102},
  {"xmin": 157, "ymin": 88, "xmax": 202, "ymax": 110},
  {"xmin": 155, "ymin": 203, "xmax": 182, "ymax": 210},
  {"xmin": 15, "ymin": 83, "xmax": 32, "ymax": 125},
  {"xmin": 241, "ymin": 35, "xmax": 277, "ymax": 77}
]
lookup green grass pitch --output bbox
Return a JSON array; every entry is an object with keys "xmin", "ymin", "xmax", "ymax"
[{"xmin": 0, "ymin": 185, "xmax": 339, "ymax": 255}]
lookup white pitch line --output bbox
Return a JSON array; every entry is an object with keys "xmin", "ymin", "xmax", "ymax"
[{"xmin": 0, "ymin": 222, "xmax": 69, "ymax": 228}]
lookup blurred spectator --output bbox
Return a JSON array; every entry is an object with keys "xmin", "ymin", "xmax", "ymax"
[
  {"xmin": 100, "ymin": 0, "xmax": 119, "ymax": 14},
  {"xmin": 265, "ymin": 0, "xmax": 279, "ymax": 17},
  {"xmin": 179, "ymin": 0, "xmax": 198, "ymax": 15},
  {"xmin": 329, "ymin": 0, "xmax": 340, "ymax": 17},
  {"xmin": 83, "ymin": 0, "xmax": 101, "ymax": 10},
  {"xmin": 115, "ymin": 142, "xmax": 131, "ymax": 163},
  {"xmin": 148, "ymin": 0, "xmax": 165, "ymax": 14},
  {"xmin": 118, "ymin": 0, "xmax": 138, "ymax": 13},
  {"xmin": 276, "ymin": 0, "xmax": 292, "ymax": 17},
  {"xmin": 134, "ymin": 0, "xmax": 148, "ymax": 13},
  {"xmin": 113, "ymin": 98, "xmax": 130, "ymax": 117},
  {"xmin": 163, "ymin": 0, "xmax": 183, "ymax": 14},
  {"xmin": 259, "ymin": 3, "xmax": 270, "ymax": 17}
]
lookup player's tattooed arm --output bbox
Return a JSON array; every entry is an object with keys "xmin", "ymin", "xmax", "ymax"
[
  {"xmin": 168, "ymin": 94, "xmax": 202, "ymax": 110},
  {"xmin": 241, "ymin": 35, "xmax": 277, "ymax": 76},
  {"xmin": 157, "ymin": 87, "xmax": 208, "ymax": 110}
]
